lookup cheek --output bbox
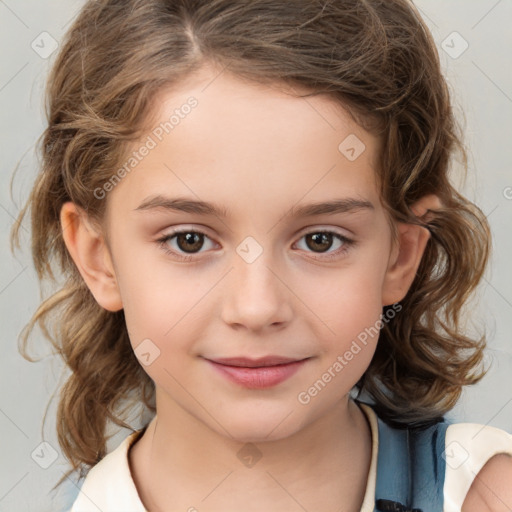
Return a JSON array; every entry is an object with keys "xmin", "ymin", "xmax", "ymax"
[
  {"xmin": 118, "ymin": 270, "xmax": 195, "ymax": 348},
  {"xmin": 112, "ymin": 242, "xmax": 217, "ymax": 371},
  {"xmin": 312, "ymin": 252, "xmax": 389, "ymax": 339},
  {"xmin": 116, "ymin": 270, "xmax": 207, "ymax": 388},
  {"xmin": 108, "ymin": 238, "xmax": 180, "ymax": 346},
  {"xmin": 301, "ymin": 251, "xmax": 391, "ymax": 391}
]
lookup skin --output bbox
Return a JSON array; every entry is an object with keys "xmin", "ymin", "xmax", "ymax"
[
  {"xmin": 60, "ymin": 63, "xmax": 450, "ymax": 511},
  {"xmin": 462, "ymin": 454, "xmax": 512, "ymax": 511}
]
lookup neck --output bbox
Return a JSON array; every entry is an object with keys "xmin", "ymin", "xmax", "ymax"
[{"xmin": 130, "ymin": 393, "xmax": 372, "ymax": 512}]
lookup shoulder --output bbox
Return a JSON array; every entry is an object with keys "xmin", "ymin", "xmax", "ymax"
[
  {"xmin": 462, "ymin": 453, "xmax": 512, "ymax": 512},
  {"xmin": 443, "ymin": 422, "xmax": 512, "ymax": 512}
]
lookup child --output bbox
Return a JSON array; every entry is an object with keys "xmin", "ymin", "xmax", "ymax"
[{"xmin": 11, "ymin": 0, "xmax": 512, "ymax": 511}]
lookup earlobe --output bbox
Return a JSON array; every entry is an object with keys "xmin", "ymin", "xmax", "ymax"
[
  {"xmin": 381, "ymin": 194, "xmax": 441, "ymax": 306},
  {"xmin": 60, "ymin": 202, "xmax": 123, "ymax": 312}
]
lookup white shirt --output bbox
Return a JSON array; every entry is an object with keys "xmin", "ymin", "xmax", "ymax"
[{"xmin": 70, "ymin": 403, "xmax": 512, "ymax": 512}]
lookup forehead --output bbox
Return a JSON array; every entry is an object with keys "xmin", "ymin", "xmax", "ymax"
[{"xmin": 107, "ymin": 67, "xmax": 383, "ymax": 220}]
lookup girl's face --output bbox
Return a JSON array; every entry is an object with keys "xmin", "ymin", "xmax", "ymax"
[{"xmin": 102, "ymin": 66, "xmax": 401, "ymax": 441}]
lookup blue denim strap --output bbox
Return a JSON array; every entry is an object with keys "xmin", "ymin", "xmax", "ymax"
[{"xmin": 372, "ymin": 407, "xmax": 450, "ymax": 512}]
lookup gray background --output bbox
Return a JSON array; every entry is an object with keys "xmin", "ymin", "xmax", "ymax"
[{"xmin": 1, "ymin": 1, "xmax": 511, "ymax": 510}]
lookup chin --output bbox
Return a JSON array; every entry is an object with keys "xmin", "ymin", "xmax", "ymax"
[{"xmin": 214, "ymin": 405, "xmax": 305, "ymax": 443}]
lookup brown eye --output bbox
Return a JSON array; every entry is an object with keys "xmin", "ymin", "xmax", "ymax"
[
  {"xmin": 156, "ymin": 229, "xmax": 217, "ymax": 260},
  {"xmin": 156, "ymin": 228, "xmax": 354, "ymax": 263},
  {"xmin": 175, "ymin": 232, "xmax": 205, "ymax": 253},
  {"xmin": 304, "ymin": 232, "xmax": 335, "ymax": 253},
  {"xmin": 294, "ymin": 230, "xmax": 354, "ymax": 261}
]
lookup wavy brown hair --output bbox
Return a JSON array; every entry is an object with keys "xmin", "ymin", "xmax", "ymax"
[{"xmin": 11, "ymin": 0, "xmax": 491, "ymax": 477}]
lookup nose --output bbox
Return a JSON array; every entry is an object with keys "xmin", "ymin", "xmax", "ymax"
[{"xmin": 221, "ymin": 251, "xmax": 293, "ymax": 333}]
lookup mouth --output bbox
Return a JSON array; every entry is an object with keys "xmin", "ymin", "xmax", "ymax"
[
  {"xmin": 209, "ymin": 355, "xmax": 308, "ymax": 367},
  {"xmin": 204, "ymin": 355, "xmax": 311, "ymax": 389}
]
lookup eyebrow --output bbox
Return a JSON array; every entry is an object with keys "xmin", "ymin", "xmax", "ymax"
[{"xmin": 134, "ymin": 195, "xmax": 374, "ymax": 218}]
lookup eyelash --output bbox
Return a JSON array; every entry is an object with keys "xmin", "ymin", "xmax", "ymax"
[{"xmin": 156, "ymin": 228, "xmax": 355, "ymax": 262}]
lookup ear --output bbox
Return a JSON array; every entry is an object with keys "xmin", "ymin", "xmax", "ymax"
[
  {"xmin": 382, "ymin": 194, "xmax": 442, "ymax": 306},
  {"xmin": 60, "ymin": 201, "xmax": 123, "ymax": 312}
]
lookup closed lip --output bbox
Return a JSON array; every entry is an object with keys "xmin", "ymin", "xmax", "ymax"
[{"xmin": 205, "ymin": 356, "xmax": 309, "ymax": 368}]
